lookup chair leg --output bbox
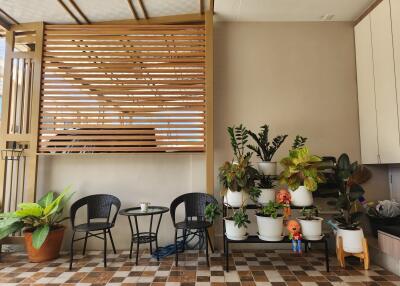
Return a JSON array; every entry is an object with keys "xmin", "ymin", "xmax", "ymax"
[
  {"xmin": 205, "ymin": 229, "xmax": 209, "ymax": 267},
  {"xmin": 108, "ymin": 229, "xmax": 117, "ymax": 254},
  {"xmin": 82, "ymin": 232, "xmax": 88, "ymax": 255},
  {"xmin": 103, "ymin": 229, "xmax": 107, "ymax": 268},
  {"xmin": 206, "ymin": 229, "xmax": 214, "ymax": 253},
  {"xmin": 174, "ymin": 228, "xmax": 178, "ymax": 267},
  {"xmin": 182, "ymin": 229, "xmax": 187, "ymax": 251},
  {"xmin": 69, "ymin": 231, "xmax": 75, "ymax": 270}
]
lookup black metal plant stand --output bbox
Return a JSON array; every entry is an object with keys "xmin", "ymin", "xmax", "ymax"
[
  {"xmin": 223, "ymin": 204, "xmax": 330, "ymax": 272},
  {"xmin": 119, "ymin": 206, "xmax": 169, "ymax": 265}
]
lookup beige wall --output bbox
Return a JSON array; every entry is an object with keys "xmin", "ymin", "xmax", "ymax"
[
  {"xmin": 213, "ymin": 21, "xmax": 390, "ymax": 239},
  {"xmin": 36, "ymin": 21, "xmax": 390, "ymax": 250}
]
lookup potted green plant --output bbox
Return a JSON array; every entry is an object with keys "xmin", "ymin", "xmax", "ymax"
[
  {"xmin": 247, "ymin": 125, "xmax": 288, "ymax": 176},
  {"xmin": 205, "ymin": 203, "xmax": 221, "ymax": 223},
  {"xmin": 279, "ymin": 146, "xmax": 325, "ymax": 207},
  {"xmin": 224, "ymin": 205, "xmax": 250, "ymax": 240},
  {"xmin": 329, "ymin": 153, "xmax": 371, "ymax": 254},
  {"xmin": 256, "ymin": 174, "xmax": 276, "ymax": 205},
  {"xmin": 219, "ymin": 125, "xmax": 259, "ymax": 207},
  {"xmin": 0, "ymin": 187, "xmax": 72, "ymax": 262},
  {"xmin": 256, "ymin": 201, "xmax": 284, "ymax": 241},
  {"xmin": 297, "ymin": 207, "xmax": 323, "ymax": 240}
]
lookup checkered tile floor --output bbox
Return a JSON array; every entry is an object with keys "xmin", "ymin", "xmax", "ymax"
[{"xmin": 0, "ymin": 249, "xmax": 398, "ymax": 285}]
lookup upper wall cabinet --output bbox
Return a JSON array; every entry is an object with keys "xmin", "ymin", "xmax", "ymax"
[
  {"xmin": 355, "ymin": 0, "xmax": 400, "ymax": 164},
  {"xmin": 355, "ymin": 15, "xmax": 379, "ymax": 164}
]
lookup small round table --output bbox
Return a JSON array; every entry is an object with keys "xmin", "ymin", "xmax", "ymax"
[{"xmin": 119, "ymin": 206, "xmax": 169, "ymax": 264}]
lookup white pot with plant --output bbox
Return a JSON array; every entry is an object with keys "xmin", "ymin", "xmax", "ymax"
[
  {"xmin": 279, "ymin": 136, "xmax": 325, "ymax": 207},
  {"xmin": 331, "ymin": 153, "xmax": 371, "ymax": 253},
  {"xmin": 298, "ymin": 207, "xmax": 323, "ymax": 240},
  {"xmin": 224, "ymin": 206, "xmax": 250, "ymax": 240},
  {"xmin": 247, "ymin": 125, "xmax": 288, "ymax": 176},
  {"xmin": 256, "ymin": 201, "xmax": 284, "ymax": 241},
  {"xmin": 255, "ymin": 174, "xmax": 276, "ymax": 205},
  {"xmin": 220, "ymin": 125, "xmax": 259, "ymax": 207}
]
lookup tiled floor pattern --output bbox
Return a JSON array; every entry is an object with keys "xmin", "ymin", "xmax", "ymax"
[{"xmin": 0, "ymin": 249, "xmax": 398, "ymax": 285}]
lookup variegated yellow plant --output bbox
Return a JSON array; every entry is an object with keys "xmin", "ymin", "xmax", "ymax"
[{"xmin": 279, "ymin": 147, "xmax": 325, "ymax": 192}]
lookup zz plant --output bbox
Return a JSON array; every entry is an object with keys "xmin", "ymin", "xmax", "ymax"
[
  {"xmin": 227, "ymin": 124, "xmax": 251, "ymax": 161},
  {"xmin": 247, "ymin": 125, "xmax": 288, "ymax": 162},
  {"xmin": 0, "ymin": 186, "xmax": 72, "ymax": 249}
]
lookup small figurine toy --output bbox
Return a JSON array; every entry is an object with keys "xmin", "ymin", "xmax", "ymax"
[
  {"xmin": 276, "ymin": 189, "xmax": 291, "ymax": 218},
  {"xmin": 287, "ymin": 219, "xmax": 302, "ymax": 254}
]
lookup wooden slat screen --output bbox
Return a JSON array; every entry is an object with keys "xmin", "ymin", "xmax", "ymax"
[{"xmin": 39, "ymin": 24, "xmax": 206, "ymax": 153}]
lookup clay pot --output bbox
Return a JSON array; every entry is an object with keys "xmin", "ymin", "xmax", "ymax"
[{"xmin": 23, "ymin": 226, "xmax": 65, "ymax": 263}]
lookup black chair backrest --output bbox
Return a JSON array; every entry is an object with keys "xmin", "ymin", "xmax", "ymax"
[
  {"xmin": 170, "ymin": 192, "xmax": 218, "ymax": 225},
  {"xmin": 70, "ymin": 194, "xmax": 121, "ymax": 227}
]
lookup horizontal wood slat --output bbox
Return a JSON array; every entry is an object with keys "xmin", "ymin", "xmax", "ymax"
[{"xmin": 40, "ymin": 24, "xmax": 206, "ymax": 154}]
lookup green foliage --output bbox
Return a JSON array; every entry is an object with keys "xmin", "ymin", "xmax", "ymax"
[
  {"xmin": 0, "ymin": 186, "xmax": 73, "ymax": 249},
  {"xmin": 204, "ymin": 203, "xmax": 221, "ymax": 222},
  {"xmin": 227, "ymin": 124, "xmax": 251, "ymax": 161},
  {"xmin": 258, "ymin": 201, "xmax": 283, "ymax": 219},
  {"xmin": 249, "ymin": 187, "xmax": 262, "ymax": 202},
  {"xmin": 247, "ymin": 125, "xmax": 288, "ymax": 162},
  {"xmin": 279, "ymin": 146, "xmax": 325, "ymax": 192},
  {"xmin": 232, "ymin": 208, "xmax": 250, "ymax": 228},
  {"xmin": 300, "ymin": 207, "xmax": 319, "ymax": 220},
  {"xmin": 292, "ymin": 135, "xmax": 308, "ymax": 149},
  {"xmin": 257, "ymin": 174, "xmax": 275, "ymax": 189},
  {"xmin": 218, "ymin": 155, "xmax": 259, "ymax": 194},
  {"xmin": 330, "ymin": 153, "xmax": 371, "ymax": 229}
]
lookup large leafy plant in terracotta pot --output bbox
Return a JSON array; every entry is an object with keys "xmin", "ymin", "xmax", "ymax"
[{"xmin": 0, "ymin": 187, "xmax": 72, "ymax": 262}]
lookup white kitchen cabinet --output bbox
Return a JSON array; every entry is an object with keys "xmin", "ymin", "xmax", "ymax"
[
  {"xmin": 371, "ymin": 0, "xmax": 400, "ymax": 163},
  {"xmin": 354, "ymin": 15, "xmax": 380, "ymax": 164},
  {"xmin": 354, "ymin": 0, "xmax": 400, "ymax": 164}
]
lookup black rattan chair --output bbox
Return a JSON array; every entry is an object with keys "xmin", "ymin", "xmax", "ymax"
[
  {"xmin": 170, "ymin": 192, "xmax": 217, "ymax": 266},
  {"xmin": 69, "ymin": 194, "xmax": 121, "ymax": 269}
]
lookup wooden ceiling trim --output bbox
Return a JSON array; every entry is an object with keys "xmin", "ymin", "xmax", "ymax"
[
  {"xmin": 354, "ymin": 0, "xmax": 383, "ymax": 25},
  {"xmin": 126, "ymin": 0, "xmax": 139, "ymax": 20},
  {"xmin": 94, "ymin": 13, "xmax": 205, "ymax": 25},
  {"xmin": 69, "ymin": 0, "xmax": 91, "ymax": 24},
  {"xmin": 57, "ymin": 0, "xmax": 82, "ymax": 24},
  {"xmin": 0, "ymin": 8, "xmax": 19, "ymax": 25},
  {"xmin": 137, "ymin": 0, "xmax": 149, "ymax": 19}
]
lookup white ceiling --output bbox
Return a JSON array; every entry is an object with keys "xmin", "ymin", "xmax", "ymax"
[
  {"xmin": 214, "ymin": 0, "xmax": 375, "ymax": 22},
  {"xmin": 0, "ymin": 0, "xmax": 375, "ymax": 24}
]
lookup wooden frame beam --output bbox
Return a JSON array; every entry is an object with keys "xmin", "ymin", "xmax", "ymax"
[
  {"xmin": 126, "ymin": 0, "xmax": 139, "ymax": 20},
  {"xmin": 200, "ymin": 0, "xmax": 205, "ymax": 15},
  {"xmin": 57, "ymin": 0, "xmax": 82, "ymax": 24},
  {"xmin": 210, "ymin": 0, "xmax": 215, "ymax": 14},
  {"xmin": 0, "ymin": 8, "xmax": 18, "ymax": 31},
  {"xmin": 137, "ymin": 0, "xmax": 149, "ymax": 19},
  {"xmin": 69, "ymin": 0, "xmax": 91, "ymax": 24},
  {"xmin": 95, "ymin": 13, "xmax": 205, "ymax": 25},
  {"xmin": 354, "ymin": 0, "xmax": 383, "ymax": 25},
  {"xmin": 0, "ymin": 8, "xmax": 19, "ymax": 25}
]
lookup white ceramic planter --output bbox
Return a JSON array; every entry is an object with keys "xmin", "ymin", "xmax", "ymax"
[
  {"xmin": 224, "ymin": 218, "xmax": 247, "ymax": 240},
  {"xmin": 298, "ymin": 217, "xmax": 323, "ymax": 240},
  {"xmin": 256, "ymin": 215, "xmax": 284, "ymax": 241},
  {"xmin": 257, "ymin": 189, "xmax": 276, "ymax": 205},
  {"xmin": 289, "ymin": 186, "xmax": 313, "ymax": 207},
  {"xmin": 224, "ymin": 189, "xmax": 249, "ymax": 207},
  {"xmin": 337, "ymin": 228, "xmax": 364, "ymax": 253},
  {"xmin": 257, "ymin": 161, "xmax": 277, "ymax": 176}
]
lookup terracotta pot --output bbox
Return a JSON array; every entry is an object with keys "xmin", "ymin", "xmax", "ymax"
[{"xmin": 23, "ymin": 226, "xmax": 65, "ymax": 263}]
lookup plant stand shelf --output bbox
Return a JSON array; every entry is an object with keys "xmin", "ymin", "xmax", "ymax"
[{"xmin": 222, "ymin": 204, "xmax": 330, "ymax": 272}]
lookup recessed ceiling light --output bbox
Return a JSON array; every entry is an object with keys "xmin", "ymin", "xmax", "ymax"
[{"xmin": 321, "ymin": 14, "xmax": 335, "ymax": 21}]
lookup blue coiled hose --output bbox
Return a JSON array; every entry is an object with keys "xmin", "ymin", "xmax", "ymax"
[{"xmin": 152, "ymin": 231, "xmax": 205, "ymax": 259}]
